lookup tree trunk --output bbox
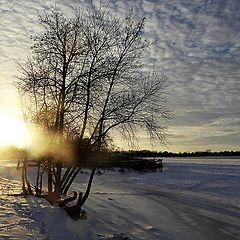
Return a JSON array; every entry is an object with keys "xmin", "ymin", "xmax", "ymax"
[
  {"xmin": 21, "ymin": 159, "xmax": 33, "ymax": 195},
  {"xmin": 39, "ymin": 171, "xmax": 43, "ymax": 196},
  {"xmin": 61, "ymin": 167, "xmax": 76, "ymax": 193},
  {"xmin": 64, "ymin": 169, "xmax": 95, "ymax": 220},
  {"xmin": 79, "ymin": 168, "xmax": 96, "ymax": 208},
  {"xmin": 22, "ymin": 163, "xmax": 26, "ymax": 195},
  {"xmin": 47, "ymin": 159, "xmax": 53, "ymax": 193},
  {"xmin": 36, "ymin": 162, "xmax": 40, "ymax": 196},
  {"xmin": 54, "ymin": 162, "xmax": 62, "ymax": 197},
  {"xmin": 24, "ymin": 166, "xmax": 33, "ymax": 195},
  {"xmin": 59, "ymin": 191, "xmax": 77, "ymax": 207},
  {"xmin": 60, "ymin": 167, "xmax": 71, "ymax": 186},
  {"xmin": 63, "ymin": 167, "xmax": 80, "ymax": 194}
]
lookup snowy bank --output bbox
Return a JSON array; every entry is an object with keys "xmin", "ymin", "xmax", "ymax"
[{"xmin": 0, "ymin": 158, "xmax": 240, "ymax": 239}]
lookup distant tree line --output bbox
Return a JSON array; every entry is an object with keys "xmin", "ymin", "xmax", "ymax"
[
  {"xmin": 113, "ymin": 150, "xmax": 240, "ymax": 158},
  {"xmin": 1, "ymin": 146, "xmax": 239, "ymax": 161}
]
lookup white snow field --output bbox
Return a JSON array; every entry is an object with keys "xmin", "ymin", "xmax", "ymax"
[{"xmin": 0, "ymin": 157, "xmax": 240, "ymax": 240}]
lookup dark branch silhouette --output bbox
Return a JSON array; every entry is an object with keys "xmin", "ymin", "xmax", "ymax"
[{"xmin": 15, "ymin": 6, "xmax": 171, "ymax": 219}]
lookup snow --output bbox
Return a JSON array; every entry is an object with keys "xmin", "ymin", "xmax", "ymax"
[{"xmin": 0, "ymin": 157, "xmax": 240, "ymax": 240}]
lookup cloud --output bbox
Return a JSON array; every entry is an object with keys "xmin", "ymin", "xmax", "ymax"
[{"xmin": 0, "ymin": 0, "xmax": 239, "ymax": 151}]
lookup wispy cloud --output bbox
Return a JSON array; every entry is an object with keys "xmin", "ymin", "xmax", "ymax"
[
  {"xmin": 138, "ymin": 0, "xmax": 240, "ymax": 151},
  {"xmin": 0, "ymin": 0, "xmax": 239, "ymax": 151}
]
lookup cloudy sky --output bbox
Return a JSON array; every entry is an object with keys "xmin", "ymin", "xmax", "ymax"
[{"xmin": 0, "ymin": 0, "xmax": 239, "ymax": 152}]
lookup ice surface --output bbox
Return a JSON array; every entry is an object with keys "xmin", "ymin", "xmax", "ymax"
[{"xmin": 0, "ymin": 157, "xmax": 240, "ymax": 239}]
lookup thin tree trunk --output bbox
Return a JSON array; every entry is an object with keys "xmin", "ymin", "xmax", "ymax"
[
  {"xmin": 79, "ymin": 168, "xmax": 96, "ymax": 208},
  {"xmin": 55, "ymin": 162, "xmax": 62, "ymax": 196},
  {"xmin": 22, "ymin": 159, "xmax": 33, "ymax": 195},
  {"xmin": 25, "ymin": 168, "xmax": 33, "ymax": 195},
  {"xmin": 22, "ymin": 163, "xmax": 26, "ymax": 195},
  {"xmin": 61, "ymin": 167, "xmax": 76, "ymax": 193},
  {"xmin": 47, "ymin": 159, "xmax": 53, "ymax": 193},
  {"xmin": 63, "ymin": 167, "xmax": 81, "ymax": 194},
  {"xmin": 59, "ymin": 191, "xmax": 78, "ymax": 207},
  {"xmin": 36, "ymin": 161, "xmax": 40, "ymax": 196},
  {"xmin": 63, "ymin": 169, "xmax": 95, "ymax": 220},
  {"xmin": 60, "ymin": 167, "xmax": 72, "ymax": 185},
  {"xmin": 39, "ymin": 171, "xmax": 43, "ymax": 196}
]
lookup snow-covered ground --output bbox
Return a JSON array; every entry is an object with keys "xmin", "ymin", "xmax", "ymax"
[{"xmin": 0, "ymin": 157, "xmax": 240, "ymax": 240}]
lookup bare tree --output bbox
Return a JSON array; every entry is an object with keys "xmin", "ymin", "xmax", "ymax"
[{"xmin": 16, "ymin": 6, "xmax": 171, "ymax": 217}]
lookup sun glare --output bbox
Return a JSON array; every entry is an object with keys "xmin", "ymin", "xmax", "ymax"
[{"xmin": 0, "ymin": 112, "xmax": 28, "ymax": 147}]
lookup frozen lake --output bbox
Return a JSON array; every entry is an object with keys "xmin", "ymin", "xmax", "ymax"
[{"xmin": 0, "ymin": 157, "xmax": 240, "ymax": 239}]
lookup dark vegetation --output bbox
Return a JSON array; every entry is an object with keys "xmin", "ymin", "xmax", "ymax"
[
  {"xmin": 74, "ymin": 151, "xmax": 163, "ymax": 171},
  {"xmin": 114, "ymin": 150, "xmax": 240, "ymax": 158}
]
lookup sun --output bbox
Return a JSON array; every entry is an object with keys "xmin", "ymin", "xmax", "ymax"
[{"xmin": 0, "ymin": 112, "xmax": 28, "ymax": 147}]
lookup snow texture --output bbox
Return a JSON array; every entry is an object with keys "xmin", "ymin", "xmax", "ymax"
[{"xmin": 0, "ymin": 157, "xmax": 240, "ymax": 239}]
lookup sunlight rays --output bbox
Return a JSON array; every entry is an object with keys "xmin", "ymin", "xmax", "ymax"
[{"xmin": 0, "ymin": 111, "xmax": 28, "ymax": 147}]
